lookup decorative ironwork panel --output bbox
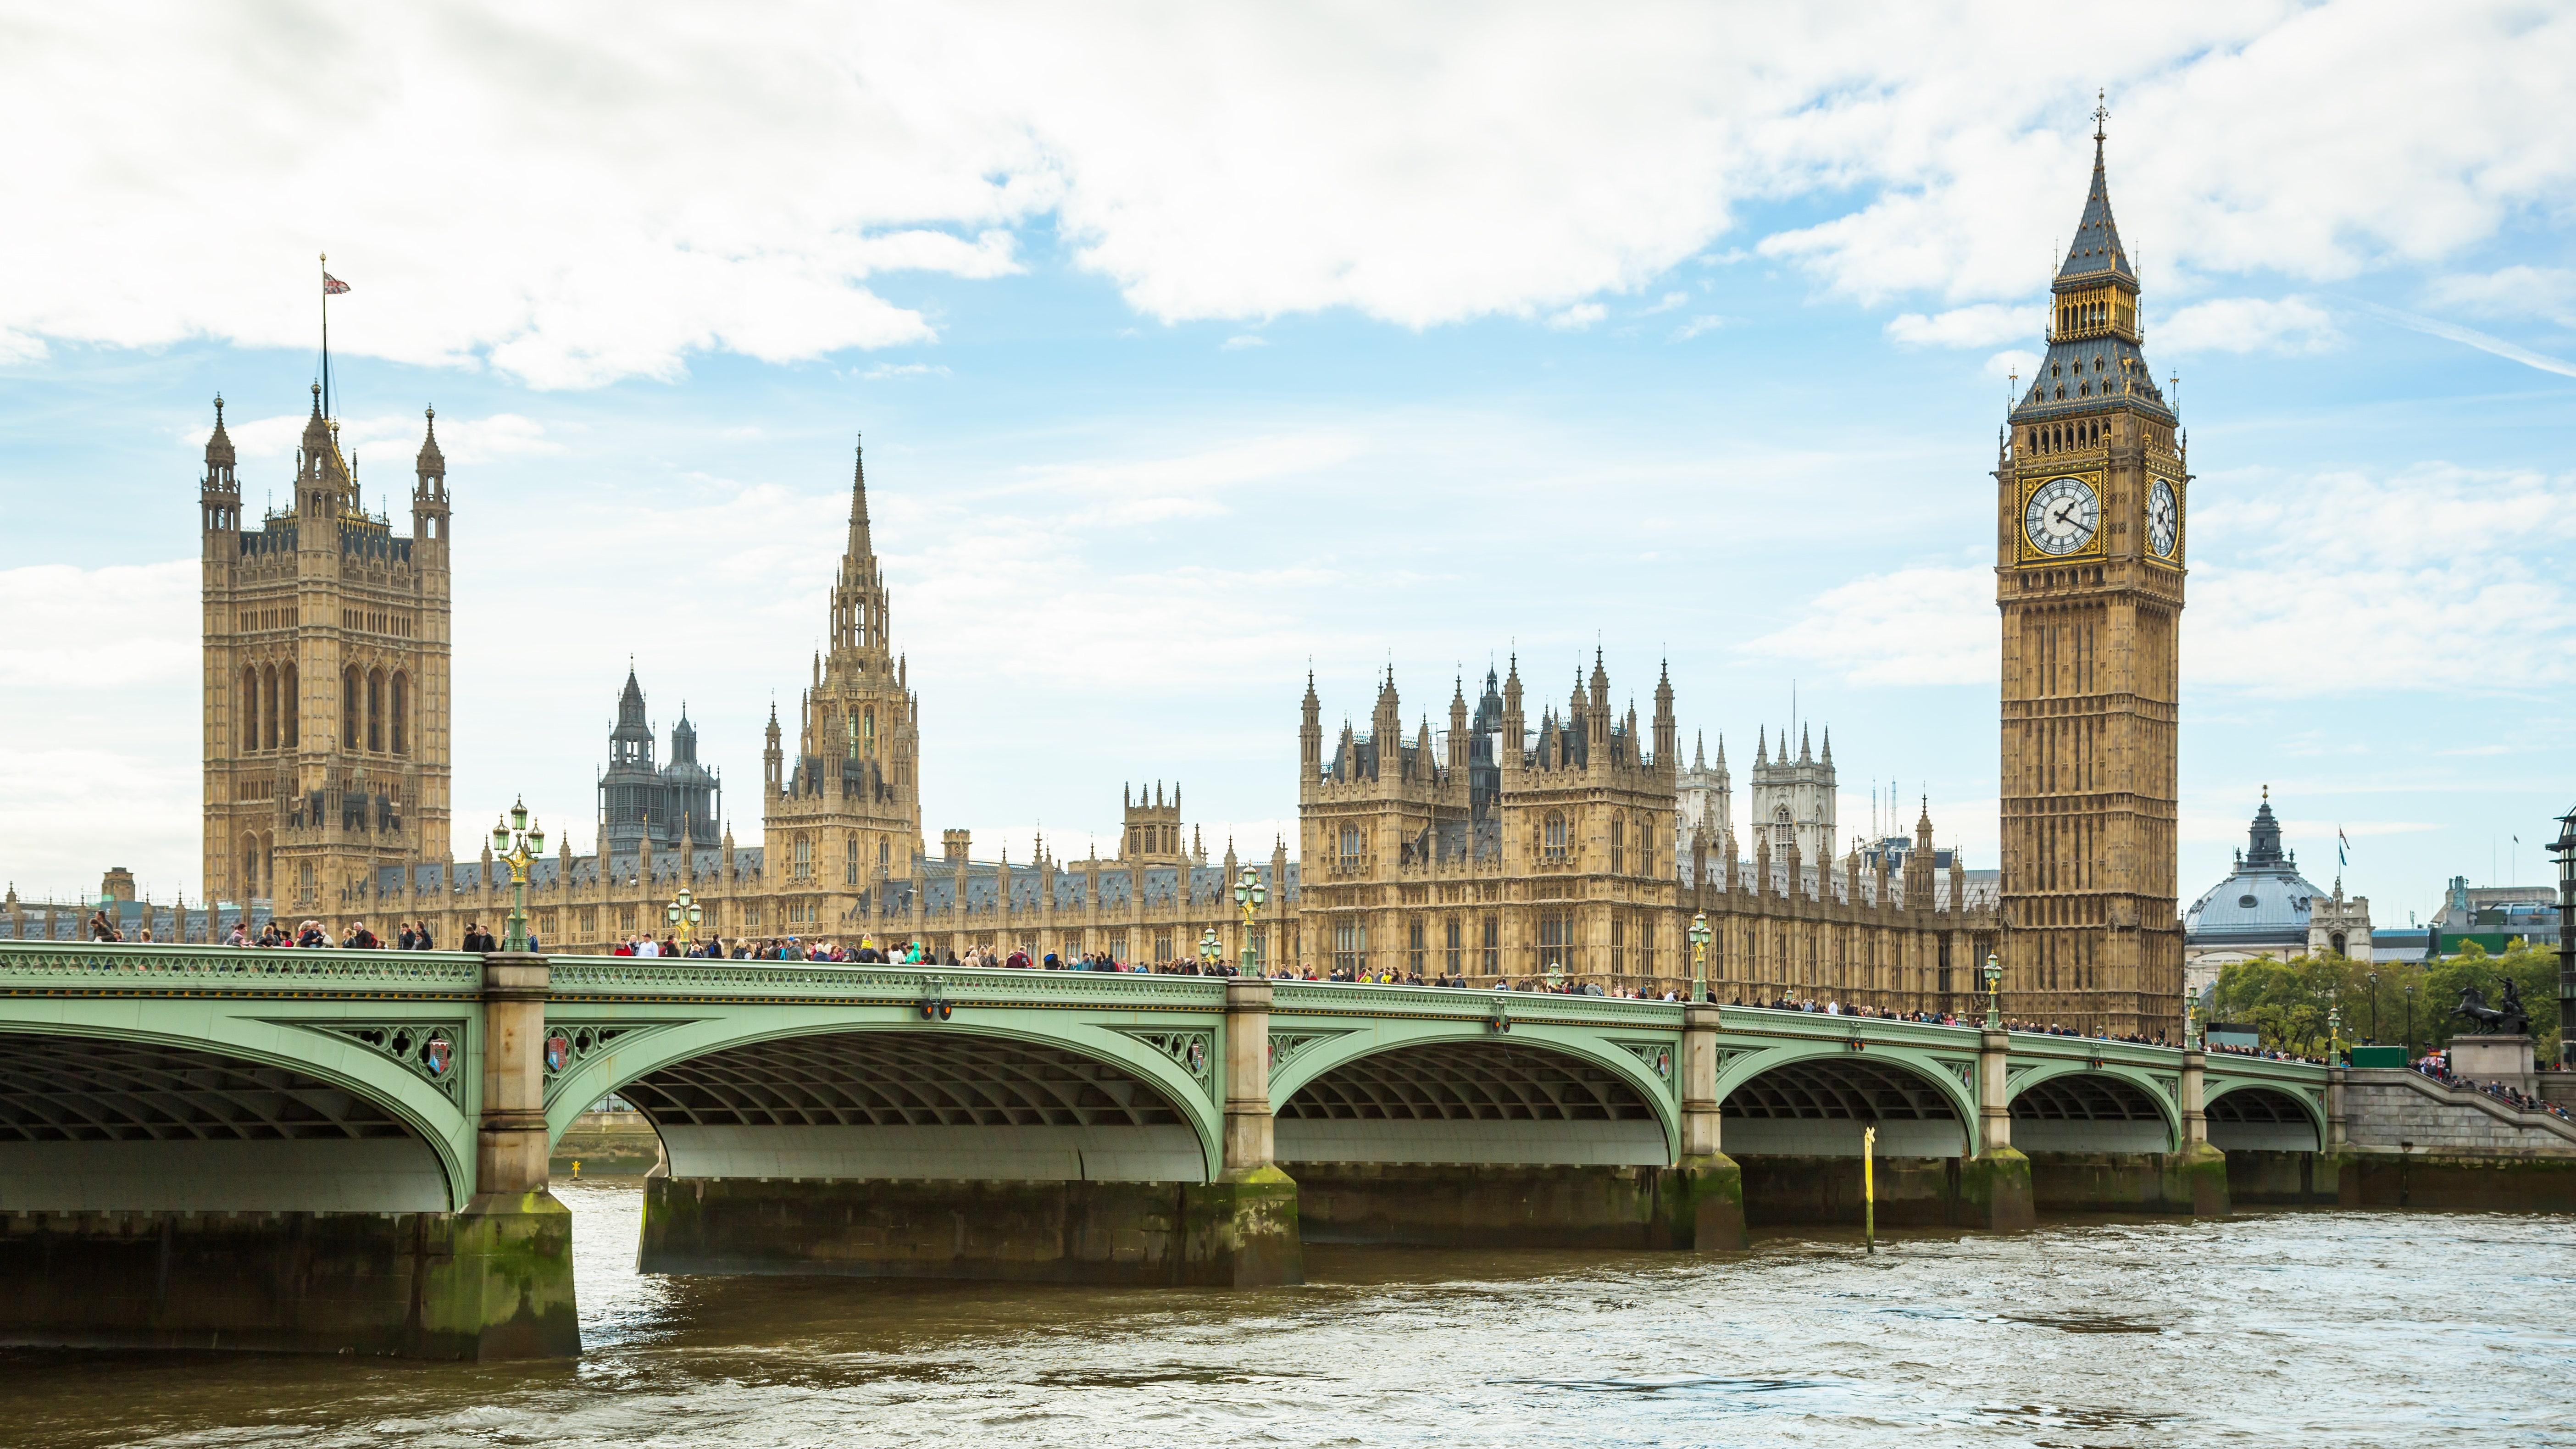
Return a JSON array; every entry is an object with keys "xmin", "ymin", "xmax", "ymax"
[{"xmin": 293, "ymin": 1020, "xmax": 472, "ymax": 1105}]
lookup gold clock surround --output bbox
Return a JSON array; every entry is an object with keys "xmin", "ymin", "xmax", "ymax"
[{"xmin": 2015, "ymin": 470, "xmax": 2107, "ymax": 565}]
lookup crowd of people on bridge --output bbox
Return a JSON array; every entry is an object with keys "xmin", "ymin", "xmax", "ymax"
[
  {"xmin": 2205, "ymin": 1040, "xmax": 2326, "ymax": 1066},
  {"xmin": 2410, "ymin": 1053, "xmax": 2574, "ymax": 1122}
]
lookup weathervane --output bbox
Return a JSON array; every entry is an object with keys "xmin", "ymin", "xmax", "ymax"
[{"xmin": 2092, "ymin": 89, "xmax": 2109, "ymax": 142}]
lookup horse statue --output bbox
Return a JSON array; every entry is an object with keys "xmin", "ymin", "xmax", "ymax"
[{"xmin": 2453, "ymin": 980, "xmax": 2532, "ymax": 1036}]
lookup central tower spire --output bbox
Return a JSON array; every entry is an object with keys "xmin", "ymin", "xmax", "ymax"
[{"xmin": 830, "ymin": 435, "xmax": 889, "ymax": 666}]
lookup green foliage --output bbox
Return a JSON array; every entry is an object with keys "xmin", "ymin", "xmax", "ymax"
[{"xmin": 2206, "ymin": 940, "xmax": 2561, "ymax": 1060}]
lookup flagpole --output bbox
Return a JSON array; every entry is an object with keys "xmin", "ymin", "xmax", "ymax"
[{"xmin": 319, "ymin": 251, "xmax": 331, "ymax": 420}]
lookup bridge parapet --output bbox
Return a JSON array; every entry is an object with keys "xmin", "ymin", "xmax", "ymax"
[
  {"xmin": 548, "ymin": 955, "xmax": 1229, "ymax": 1009},
  {"xmin": 0, "ymin": 941, "xmax": 483, "ymax": 992}
]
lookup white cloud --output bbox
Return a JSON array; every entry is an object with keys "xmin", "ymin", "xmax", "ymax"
[
  {"xmin": 1741, "ymin": 566, "xmax": 1995, "ymax": 687},
  {"xmin": 2156, "ymin": 296, "xmax": 2340, "ymax": 355},
  {"xmin": 211, "ymin": 409, "xmax": 563, "ymax": 471},
  {"xmin": 1220, "ymin": 334, "xmax": 1268, "ymax": 350},
  {"xmin": 1886, "ymin": 303, "xmax": 2033, "ymax": 349},
  {"xmin": 1986, "ymin": 349, "xmax": 2041, "ymax": 380},
  {"xmin": 2425, "ymin": 265, "xmax": 2576, "ymax": 326},
  {"xmin": 1744, "ymin": 462, "xmax": 2576, "ymax": 701},
  {"xmin": 4, "ymin": 6, "xmax": 2569, "ymax": 383},
  {"xmin": 1672, "ymin": 316, "xmax": 1725, "ymax": 341},
  {"xmin": 1546, "ymin": 303, "xmax": 1607, "ymax": 331},
  {"xmin": 0, "ymin": 329, "xmax": 46, "ymax": 365},
  {"xmin": 0, "ymin": 561, "xmax": 198, "ymax": 900},
  {"xmin": 861, "ymin": 362, "xmax": 953, "ymax": 379},
  {"xmin": 1639, "ymin": 291, "xmax": 1692, "ymax": 316},
  {"xmin": 2187, "ymin": 463, "xmax": 2576, "ymax": 695}
]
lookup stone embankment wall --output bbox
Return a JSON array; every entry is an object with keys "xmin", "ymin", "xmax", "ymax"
[{"xmin": 2341, "ymin": 1070, "xmax": 2576, "ymax": 1156}]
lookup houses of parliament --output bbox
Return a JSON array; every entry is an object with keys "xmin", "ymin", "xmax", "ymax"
[{"xmin": 5, "ymin": 126, "xmax": 2188, "ymax": 1036}]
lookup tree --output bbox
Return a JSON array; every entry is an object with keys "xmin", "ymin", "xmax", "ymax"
[{"xmin": 2204, "ymin": 941, "xmax": 2559, "ymax": 1061}]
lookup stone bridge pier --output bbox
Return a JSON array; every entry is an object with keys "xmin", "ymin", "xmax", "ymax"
[{"xmin": 0, "ymin": 949, "xmax": 577, "ymax": 1360}]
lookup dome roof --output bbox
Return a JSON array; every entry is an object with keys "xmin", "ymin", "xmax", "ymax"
[{"xmin": 2184, "ymin": 794, "xmax": 2326, "ymax": 947}]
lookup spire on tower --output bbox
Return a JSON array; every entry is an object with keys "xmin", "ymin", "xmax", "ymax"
[
  {"xmin": 2059, "ymin": 92, "xmax": 2134, "ymax": 286},
  {"xmin": 204, "ymin": 395, "xmax": 236, "ymax": 472},
  {"xmin": 415, "ymin": 405, "xmax": 444, "ymax": 476}
]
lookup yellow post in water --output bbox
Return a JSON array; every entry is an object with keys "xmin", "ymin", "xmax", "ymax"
[{"xmin": 1861, "ymin": 1125, "xmax": 1876, "ymax": 1255}]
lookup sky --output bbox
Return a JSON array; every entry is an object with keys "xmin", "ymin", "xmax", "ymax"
[{"xmin": 1, "ymin": 1, "xmax": 2571, "ymax": 925}]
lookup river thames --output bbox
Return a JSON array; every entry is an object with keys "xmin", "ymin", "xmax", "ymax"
[{"xmin": 4, "ymin": 1181, "xmax": 2569, "ymax": 1447}]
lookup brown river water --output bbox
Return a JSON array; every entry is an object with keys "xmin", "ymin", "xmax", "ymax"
[{"xmin": 3, "ymin": 1180, "xmax": 2570, "ymax": 1448}]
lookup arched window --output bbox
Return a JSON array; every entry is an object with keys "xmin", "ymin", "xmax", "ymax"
[
  {"xmin": 863, "ymin": 706, "xmax": 875, "ymax": 753},
  {"xmin": 366, "ymin": 668, "xmax": 384, "ymax": 752},
  {"xmin": 390, "ymin": 673, "xmax": 409, "ymax": 755},
  {"xmin": 845, "ymin": 834, "xmax": 859, "ymax": 886},
  {"xmin": 1543, "ymin": 811, "xmax": 1568, "ymax": 861},
  {"xmin": 1338, "ymin": 824, "xmax": 1363, "ymax": 866},
  {"xmin": 1609, "ymin": 816, "xmax": 1625, "ymax": 874},
  {"xmin": 1638, "ymin": 812, "xmax": 1656, "ymax": 878},
  {"xmin": 241, "ymin": 666, "xmax": 260, "ymax": 752},
  {"xmin": 280, "ymin": 663, "xmax": 298, "ymax": 747},
  {"xmin": 793, "ymin": 835, "xmax": 813, "ymax": 880},
  {"xmin": 343, "ymin": 667, "xmax": 361, "ymax": 749},
  {"xmin": 878, "ymin": 839, "xmax": 890, "ymax": 869},
  {"xmin": 242, "ymin": 833, "xmax": 260, "ymax": 899}
]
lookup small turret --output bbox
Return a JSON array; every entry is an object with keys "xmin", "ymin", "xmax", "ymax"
[{"xmin": 200, "ymin": 395, "xmax": 240, "ymax": 538}]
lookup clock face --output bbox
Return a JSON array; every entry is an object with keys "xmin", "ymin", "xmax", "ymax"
[
  {"xmin": 2024, "ymin": 476, "xmax": 2099, "ymax": 556},
  {"xmin": 2148, "ymin": 478, "xmax": 2179, "ymax": 558}
]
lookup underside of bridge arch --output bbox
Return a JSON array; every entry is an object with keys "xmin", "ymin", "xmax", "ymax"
[
  {"xmin": 2010, "ymin": 1073, "xmax": 2173, "ymax": 1153},
  {"xmin": 1276, "ymin": 1039, "xmax": 1665, "ymax": 1166},
  {"xmin": 0, "ymin": 1031, "xmax": 448, "ymax": 1211},
  {"xmin": 617, "ymin": 1030, "xmax": 1207, "ymax": 1183},
  {"xmin": 2205, "ymin": 1086, "xmax": 2320, "ymax": 1152},
  {"xmin": 1721, "ymin": 1055, "xmax": 1983, "ymax": 1229},
  {"xmin": 1720, "ymin": 1056, "xmax": 1965, "ymax": 1159}
]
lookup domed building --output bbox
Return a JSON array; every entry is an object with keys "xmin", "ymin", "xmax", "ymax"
[{"xmin": 2182, "ymin": 792, "xmax": 2337, "ymax": 992}]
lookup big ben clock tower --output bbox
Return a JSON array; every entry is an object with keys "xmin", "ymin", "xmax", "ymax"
[{"xmin": 1996, "ymin": 102, "xmax": 2187, "ymax": 1038}]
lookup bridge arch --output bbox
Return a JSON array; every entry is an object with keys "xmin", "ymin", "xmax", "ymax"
[
  {"xmin": 541, "ymin": 1012, "xmax": 1223, "ymax": 1183},
  {"xmin": 1270, "ymin": 1026, "xmax": 1675, "ymax": 1166},
  {"xmin": 2204, "ymin": 1081, "xmax": 2324, "ymax": 1153},
  {"xmin": 1715, "ymin": 1044, "xmax": 1976, "ymax": 1158},
  {"xmin": 0, "ymin": 1019, "xmax": 472, "ymax": 1212},
  {"xmin": 2004, "ymin": 1063, "xmax": 2179, "ymax": 1153}
]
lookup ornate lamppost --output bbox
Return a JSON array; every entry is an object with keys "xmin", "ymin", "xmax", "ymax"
[
  {"xmin": 2185, "ymin": 988, "xmax": 2203, "ymax": 1050},
  {"xmin": 1983, "ymin": 950, "xmax": 2003, "ymax": 1028},
  {"xmin": 1687, "ymin": 911, "xmax": 1712, "ymax": 1003},
  {"xmin": 1232, "ymin": 866, "xmax": 1267, "ymax": 974},
  {"xmin": 2327, "ymin": 1003, "xmax": 2342, "ymax": 1066},
  {"xmin": 1199, "ymin": 925, "xmax": 1221, "ymax": 973},
  {"xmin": 2404, "ymin": 983, "xmax": 2417, "ymax": 1060},
  {"xmin": 489, "ymin": 798, "xmax": 545, "ymax": 954},
  {"xmin": 2552, "ymin": 804, "xmax": 2576, "ymax": 1071},
  {"xmin": 2366, "ymin": 970, "xmax": 2381, "ymax": 1045},
  {"xmin": 666, "ymin": 886, "xmax": 703, "ymax": 953}
]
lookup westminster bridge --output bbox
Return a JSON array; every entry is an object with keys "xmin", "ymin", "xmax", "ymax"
[{"xmin": 2, "ymin": 943, "xmax": 2569, "ymax": 1359}]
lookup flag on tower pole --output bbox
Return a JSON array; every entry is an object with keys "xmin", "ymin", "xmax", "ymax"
[{"xmin": 318, "ymin": 254, "xmax": 348, "ymax": 419}]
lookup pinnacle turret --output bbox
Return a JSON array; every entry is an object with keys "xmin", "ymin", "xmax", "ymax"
[
  {"xmin": 415, "ymin": 405, "xmax": 444, "ymax": 476},
  {"xmin": 204, "ymin": 394, "xmax": 236, "ymax": 471}
]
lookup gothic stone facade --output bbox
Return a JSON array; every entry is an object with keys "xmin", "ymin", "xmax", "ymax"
[
  {"xmin": 1994, "ymin": 118, "xmax": 2188, "ymax": 1038},
  {"xmin": 149, "ymin": 129, "xmax": 2176, "ymax": 1027},
  {"xmin": 199, "ymin": 389, "xmax": 452, "ymax": 912},
  {"xmin": 1292, "ymin": 660, "xmax": 1997, "ymax": 1006}
]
